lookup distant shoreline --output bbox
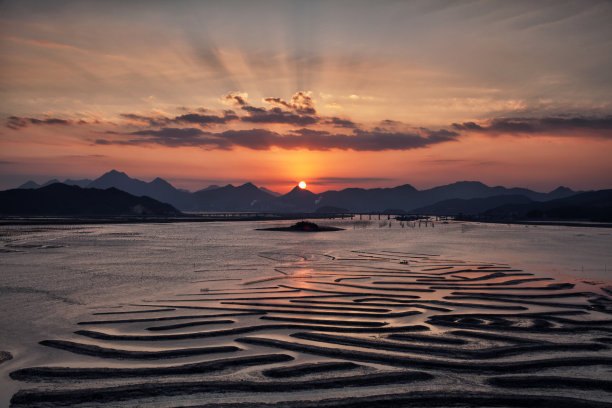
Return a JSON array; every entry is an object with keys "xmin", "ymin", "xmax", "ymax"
[
  {"xmin": 463, "ymin": 219, "xmax": 612, "ymax": 228},
  {"xmin": 1, "ymin": 215, "xmax": 611, "ymax": 228},
  {"xmin": 0, "ymin": 214, "xmax": 345, "ymax": 226}
]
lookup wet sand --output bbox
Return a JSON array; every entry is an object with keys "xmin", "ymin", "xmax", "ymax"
[{"xmin": 6, "ymin": 248, "xmax": 612, "ymax": 407}]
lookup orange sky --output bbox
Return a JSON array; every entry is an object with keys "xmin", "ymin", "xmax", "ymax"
[{"xmin": 1, "ymin": 1, "xmax": 611, "ymax": 193}]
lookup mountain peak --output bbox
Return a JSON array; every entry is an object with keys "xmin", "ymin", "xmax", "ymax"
[
  {"xmin": 393, "ymin": 183, "xmax": 417, "ymax": 192},
  {"xmin": 151, "ymin": 177, "xmax": 170, "ymax": 185},
  {"xmin": 41, "ymin": 179, "xmax": 61, "ymax": 187},
  {"xmin": 105, "ymin": 169, "xmax": 129, "ymax": 178},
  {"xmin": 285, "ymin": 185, "xmax": 316, "ymax": 197},
  {"xmin": 18, "ymin": 180, "xmax": 40, "ymax": 189},
  {"xmin": 550, "ymin": 186, "xmax": 573, "ymax": 194},
  {"xmin": 454, "ymin": 180, "xmax": 488, "ymax": 187}
]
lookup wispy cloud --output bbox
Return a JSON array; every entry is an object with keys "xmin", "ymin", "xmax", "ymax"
[
  {"xmin": 6, "ymin": 116, "xmax": 72, "ymax": 129},
  {"xmin": 8, "ymin": 36, "xmax": 87, "ymax": 53},
  {"xmin": 452, "ymin": 116, "xmax": 612, "ymax": 138},
  {"xmin": 312, "ymin": 176, "xmax": 394, "ymax": 184}
]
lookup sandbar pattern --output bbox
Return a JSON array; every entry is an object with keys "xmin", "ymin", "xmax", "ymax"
[{"xmin": 8, "ymin": 249, "xmax": 612, "ymax": 407}]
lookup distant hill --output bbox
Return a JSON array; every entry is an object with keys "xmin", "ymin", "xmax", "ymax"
[
  {"xmin": 191, "ymin": 182, "xmax": 275, "ymax": 211},
  {"xmin": 315, "ymin": 181, "xmax": 574, "ymax": 212},
  {"xmin": 11, "ymin": 170, "xmax": 588, "ymax": 213},
  {"xmin": 276, "ymin": 186, "xmax": 320, "ymax": 211},
  {"xmin": 484, "ymin": 189, "xmax": 612, "ymax": 222},
  {"xmin": 0, "ymin": 184, "xmax": 181, "ymax": 216},
  {"xmin": 18, "ymin": 180, "xmax": 41, "ymax": 189},
  {"xmin": 64, "ymin": 178, "xmax": 93, "ymax": 188},
  {"xmin": 86, "ymin": 170, "xmax": 194, "ymax": 209},
  {"xmin": 195, "ymin": 185, "xmax": 220, "ymax": 193},
  {"xmin": 19, "ymin": 178, "xmax": 92, "ymax": 189},
  {"xmin": 414, "ymin": 195, "xmax": 534, "ymax": 216},
  {"xmin": 317, "ymin": 184, "xmax": 419, "ymax": 212}
]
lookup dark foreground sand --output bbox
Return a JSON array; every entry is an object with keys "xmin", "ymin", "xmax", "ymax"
[{"xmin": 7, "ymin": 249, "xmax": 612, "ymax": 407}]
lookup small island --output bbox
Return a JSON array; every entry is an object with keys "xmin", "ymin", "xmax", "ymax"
[{"xmin": 257, "ymin": 221, "xmax": 344, "ymax": 232}]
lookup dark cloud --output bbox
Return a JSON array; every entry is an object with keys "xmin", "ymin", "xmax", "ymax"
[
  {"xmin": 127, "ymin": 127, "xmax": 226, "ymax": 148},
  {"xmin": 225, "ymin": 93, "xmax": 248, "ymax": 106},
  {"xmin": 173, "ymin": 111, "xmax": 238, "ymax": 125},
  {"xmin": 120, "ymin": 113, "xmax": 170, "ymax": 127},
  {"xmin": 120, "ymin": 111, "xmax": 238, "ymax": 128},
  {"xmin": 6, "ymin": 116, "xmax": 71, "ymax": 129},
  {"xmin": 326, "ymin": 117, "xmax": 356, "ymax": 128},
  {"xmin": 264, "ymin": 92, "xmax": 316, "ymax": 115},
  {"xmin": 380, "ymin": 119, "xmax": 402, "ymax": 126},
  {"xmin": 452, "ymin": 116, "xmax": 612, "ymax": 137},
  {"xmin": 263, "ymin": 97, "xmax": 293, "ymax": 110},
  {"xmin": 290, "ymin": 92, "xmax": 316, "ymax": 115},
  {"xmin": 219, "ymin": 129, "xmax": 281, "ymax": 150},
  {"xmin": 96, "ymin": 127, "xmax": 230, "ymax": 149},
  {"xmin": 99, "ymin": 127, "xmax": 458, "ymax": 151},
  {"xmin": 240, "ymin": 106, "xmax": 318, "ymax": 126}
]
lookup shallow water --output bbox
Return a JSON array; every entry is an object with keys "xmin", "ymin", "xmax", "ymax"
[{"xmin": 0, "ymin": 220, "xmax": 611, "ymax": 406}]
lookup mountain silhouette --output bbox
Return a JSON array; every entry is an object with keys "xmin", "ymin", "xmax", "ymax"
[
  {"xmin": 18, "ymin": 180, "xmax": 41, "ymax": 189},
  {"xmin": 317, "ymin": 184, "xmax": 418, "ymax": 212},
  {"xmin": 413, "ymin": 195, "xmax": 534, "ymax": 216},
  {"xmin": 87, "ymin": 170, "xmax": 193, "ymax": 209},
  {"xmin": 276, "ymin": 186, "xmax": 319, "ymax": 211},
  {"xmin": 192, "ymin": 182, "xmax": 275, "ymax": 211},
  {"xmin": 11, "ymin": 170, "xmax": 584, "ymax": 213},
  {"xmin": 195, "ymin": 185, "xmax": 220, "ymax": 193},
  {"xmin": 0, "ymin": 183, "xmax": 181, "ymax": 216},
  {"xmin": 484, "ymin": 189, "xmax": 612, "ymax": 222},
  {"xmin": 19, "ymin": 178, "xmax": 92, "ymax": 189},
  {"xmin": 64, "ymin": 178, "xmax": 93, "ymax": 188}
]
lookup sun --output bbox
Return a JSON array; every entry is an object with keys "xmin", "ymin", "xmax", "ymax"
[{"xmin": 298, "ymin": 181, "xmax": 307, "ymax": 189}]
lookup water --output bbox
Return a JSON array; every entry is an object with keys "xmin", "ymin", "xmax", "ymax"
[{"xmin": 0, "ymin": 220, "xmax": 611, "ymax": 406}]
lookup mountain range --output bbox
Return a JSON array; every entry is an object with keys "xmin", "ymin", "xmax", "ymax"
[
  {"xmin": 482, "ymin": 189, "xmax": 612, "ymax": 222},
  {"xmin": 0, "ymin": 183, "xmax": 180, "ymax": 216},
  {"xmin": 14, "ymin": 170, "xmax": 582, "ymax": 214}
]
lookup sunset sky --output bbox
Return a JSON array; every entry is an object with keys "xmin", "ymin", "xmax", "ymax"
[{"xmin": 1, "ymin": 0, "xmax": 611, "ymax": 193}]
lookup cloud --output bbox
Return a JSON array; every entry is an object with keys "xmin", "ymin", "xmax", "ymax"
[
  {"xmin": 120, "ymin": 110, "xmax": 239, "ymax": 128},
  {"xmin": 96, "ymin": 127, "xmax": 230, "ymax": 149},
  {"xmin": 173, "ymin": 111, "xmax": 238, "ymax": 125},
  {"xmin": 326, "ymin": 117, "xmax": 357, "ymax": 128},
  {"xmin": 452, "ymin": 116, "xmax": 612, "ymax": 138},
  {"xmin": 218, "ymin": 129, "xmax": 281, "ymax": 150},
  {"xmin": 240, "ymin": 106, "xmax": 318, "ymax": 126},
  {"xmin": 263, "ymin": 97, "xmax": 293, "ymax": 110},
  {"xmin": 290, "ymin": 91, "xmax": 316, "ymax": 114},
  {"xmin": 6, "ymin": 116, "xmax": 71, "ymax": 129},
  {"xmin": 224, "ymin": 92, "xmax": 248, "ymax": 106},
  {"xmin": 99, "ymin": 126, "xmax": 458, "ymax": 151},
  {"xmin": 312, "ymin": 176, "xmax": 394, "ymax": 184},
  {"xmin": 120, "ymin": 113, "xmax": 170, "ymax": 127},
  {"xmin": 264, "ymin": 91, "xmax": 316, "ymax": 115}
]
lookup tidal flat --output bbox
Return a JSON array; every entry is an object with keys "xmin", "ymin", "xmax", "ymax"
[{"xmin": 1, "ymin": 220, "xmax": 611, "ymax": 407}]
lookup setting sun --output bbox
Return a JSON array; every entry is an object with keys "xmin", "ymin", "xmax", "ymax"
[{"xmin": 298, "ymin": 181, "xmax": 307, "ymax": 189}]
